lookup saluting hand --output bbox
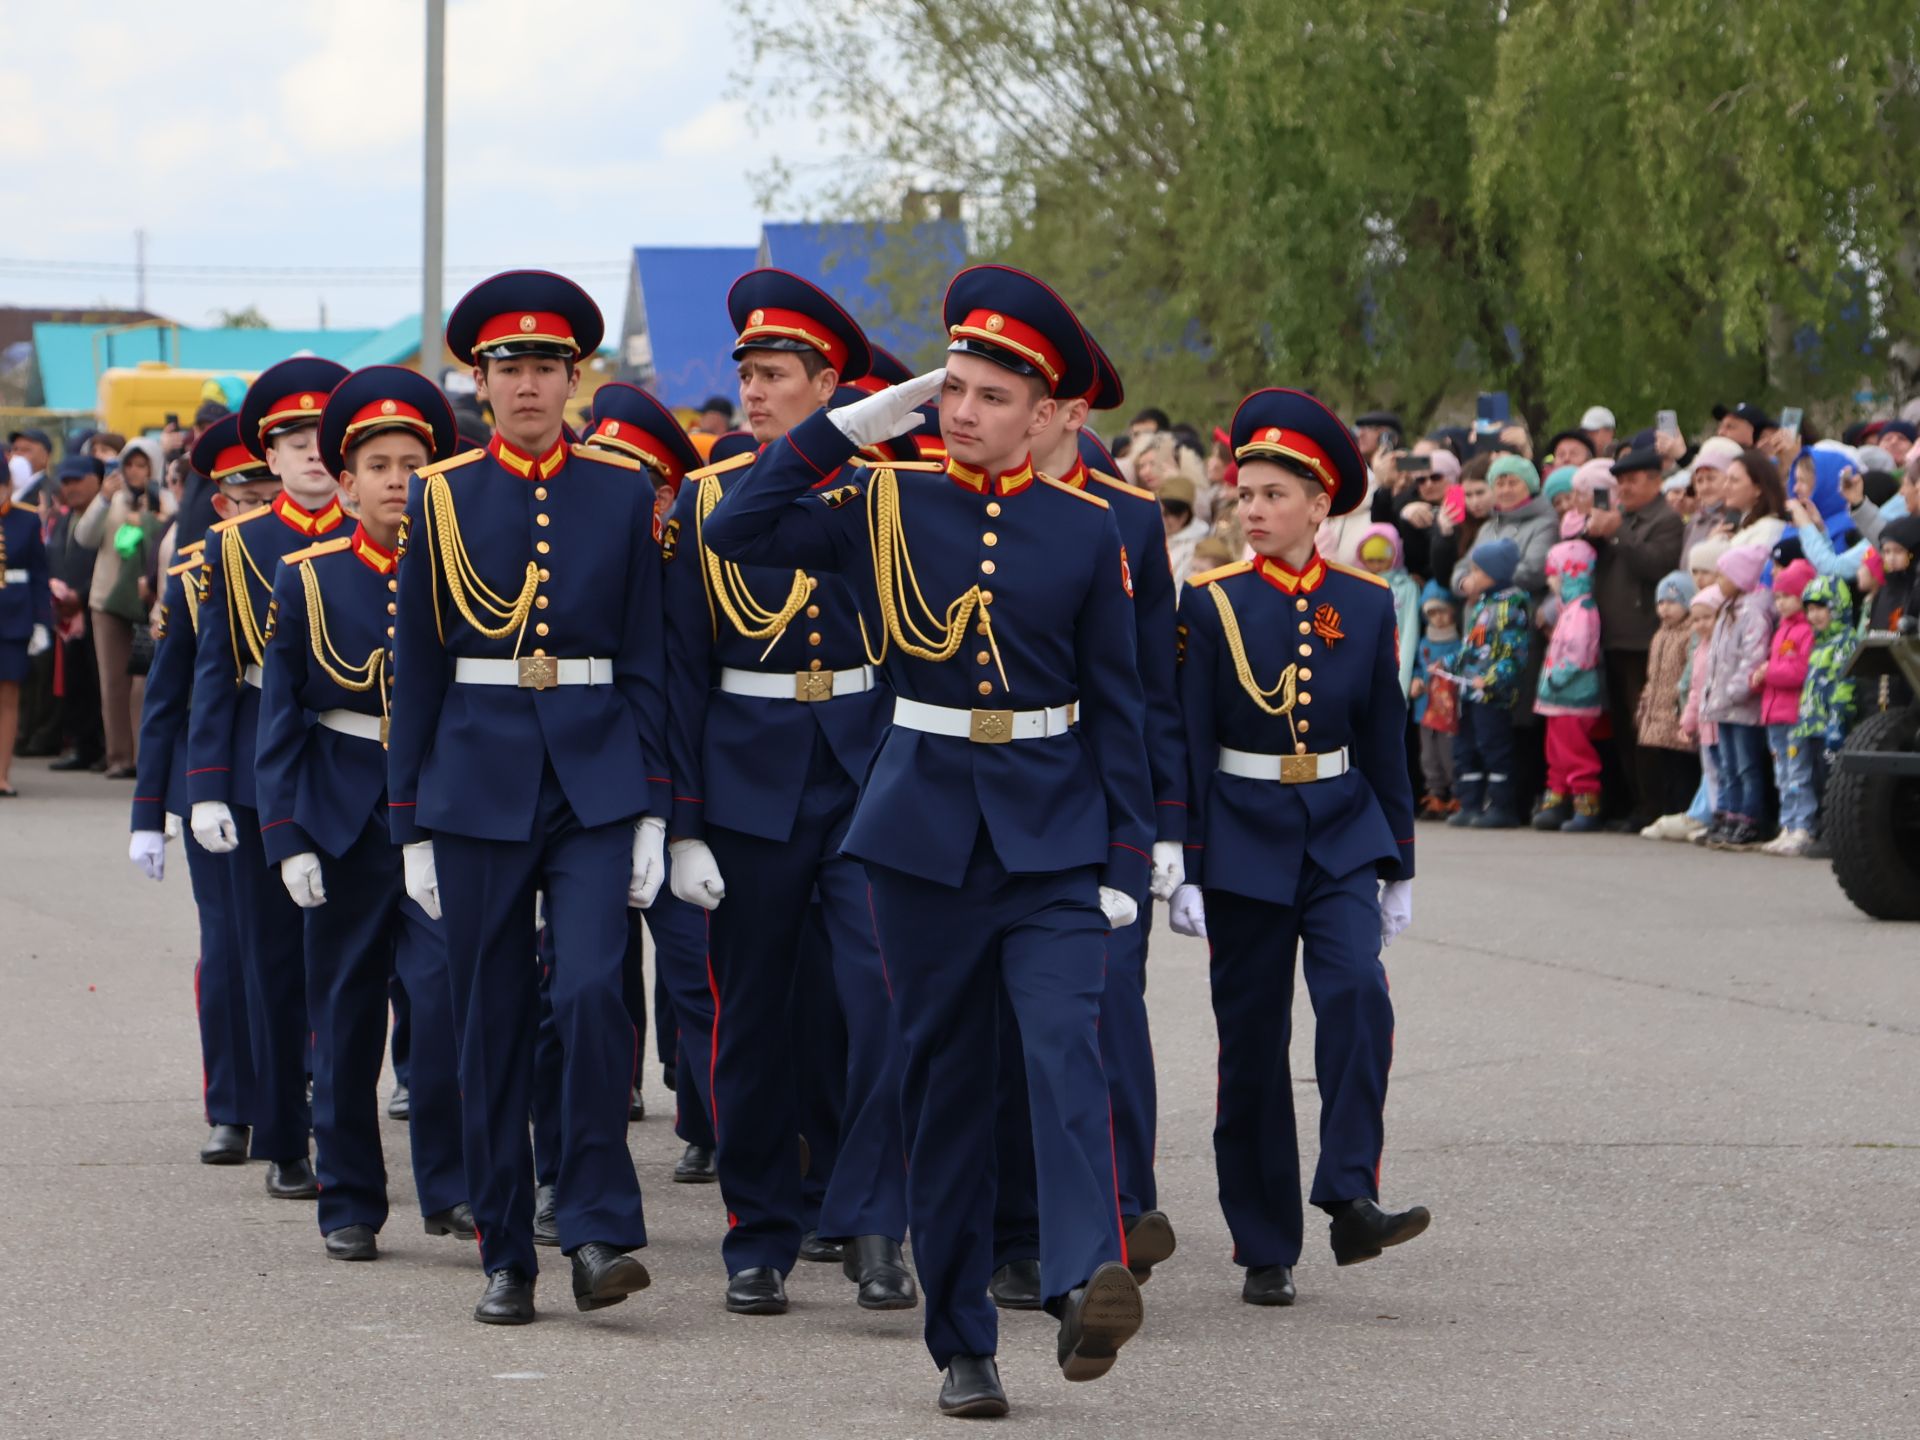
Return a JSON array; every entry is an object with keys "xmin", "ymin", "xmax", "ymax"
[{"xmin": 825, "ymin": 369, "xmax": 946, "ymax": 449}]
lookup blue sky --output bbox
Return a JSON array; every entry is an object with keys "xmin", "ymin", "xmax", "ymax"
[{"xmin": 0, "ymin": 0, "xmax": 833, "ymax": 332}]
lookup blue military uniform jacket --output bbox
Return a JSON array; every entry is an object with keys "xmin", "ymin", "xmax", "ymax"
[
  {"xmin": 255, "ymin": 527, "xmax": 401, "ymax": 865},
  {"xmin": 1179, "ymin": 553, "xmax": 1415, "ymax": 905},
  {"xmin": 663, "ymin": 450, "xmax": 891, "ymax": 844},
  {"xmin": 187, "ymin": 494, "xmax": 350, "ymax": 811},
  {"xmin": 0, "ymin": 500, "xmax": 52, "ymax": 648},
  {"xmin": 386, "ymin": 434, "xmax": 670, "ymax": 845},
  {"xmin": 702, "ymin": 409, "xmax": 1155, "ymax": 901},
  {"xmin": 131, "ymin": 548, "xmax": 206, "ymax": 831}
]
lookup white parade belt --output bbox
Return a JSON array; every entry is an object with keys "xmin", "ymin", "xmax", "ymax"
[
  {"xmin": 1218, "ymin": 745, "xmax": 1350, "ymax": 784},
  {"xmin": 719, "ymin": 664, "xmax": 874, "ymax": 703},
  {"xmin": 316, "ymin": 709, "xmax": 384, "ymax": 743},
  {"xmin": 243, "ymin": 664, "xmax": 263, "ymax": 688},
  {"xmin": 453, "ymin": 656, "xmax": 613, "ymax": 690},
  {"xmin": 1, "ymin": 568, "xmax": 27, "ymax": 584},
  {"xmin": 892, "ymin": 695, "xmax": 1076, "ymax": 746}
]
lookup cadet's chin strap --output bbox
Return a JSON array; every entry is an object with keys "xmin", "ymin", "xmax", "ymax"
[
  {"xmin": 423, "ymin": 472, "xmax": 535, "ymax": 656},
  {"xmin": 860, "ymin": 465, "xmax": 1008, "ymax": 689},
  {"xmin": 1207, "ymin": 583, "xmax": 1300, "ymax": 752},
  {"xmin": 693, "ymin": 471, "xmax": 811, "ymax": 654}
]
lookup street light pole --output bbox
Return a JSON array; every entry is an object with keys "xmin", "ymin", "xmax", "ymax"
[{"xmin": 421, "ymin": 0, "xmax": 446, "ymax": 377}]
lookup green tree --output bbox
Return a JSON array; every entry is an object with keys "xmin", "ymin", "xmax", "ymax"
[{"xmin": 211, "ymin": 305, "xmax": 270, "ymax": 330}]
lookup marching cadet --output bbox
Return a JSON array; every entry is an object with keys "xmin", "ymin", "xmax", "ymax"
[
  {"xmin": 993, "ymin": 326, "xmax": 1184, "ymax": 1310},
  {"xmin": 703, "ymin": 264, "xmax": 1153, "ymax": 1418},
  {"xmin": 662, "ymin": 270, "xmax": 913, "ymax": 1318},
  {"xmin": 0, "ymin": 464, "xmax": 52, "ymax": 797},
  {"xmin": 1169, "ymin": 388, "xmax": 1430, "ymax": 1308},
  {"xmin": 187, "ymin": 373, "xmax": 352, "ymax": 1202},
  {"xmin": 253, "ymin": 366, "xmax": 473, "ymax": 1262},
  {"xmin": 128, "ymin": 534, "xmax": 254, "ymax": 1164},
  {"xmin": 387, "ymin": 270, "xmax": 670, "ymax": 1326}
]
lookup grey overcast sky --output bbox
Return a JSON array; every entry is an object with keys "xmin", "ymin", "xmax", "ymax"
[{"xmin": 0, "ymin": 0, "xmax": 839, "ymax": 333}]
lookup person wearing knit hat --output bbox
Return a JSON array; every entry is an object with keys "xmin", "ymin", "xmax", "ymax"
[
  {"xmin": 1756, "ymin": 559, "xmax": 1819, "ymax": 855},
  {"xmin": 1633, "ymin": 569, "xmax": 1704, "ymax": 840},
  {"xmin": 1357, "ymin": 523, "xmax": 1422, "ymax": 698},
  {"xmin": 1530, "ymin": 538, "xmax": 1607, "ymax": 831},
  {"xmin": 1542, "ymin": 465, "xmax": 1577, "ymax": 518},
  {"xmin": 1487, "ymin": 454, "xmax": 1541, "ymax": 498},
  {"xmin": 1413, "ymin": 581, "xmax": 1464, "ymax": 818},
  {"xmin": 1699, "ymin": 545, "xmax": 1777, "ymax": 849},
  {"xmin": 1688, "ymin": 536, "xmax": 1731, "ymax": 591},
  {"xmin": 1449, "ymin": 536, "xmax": 1533, "ymax": 827},
  {"xmin": 1792, "ymin": 575, "xmax": 1860, "ymax": 855},
  {"xmin": 1866, "ymin": 513, "xmax": 1920, "ymax": 646}
]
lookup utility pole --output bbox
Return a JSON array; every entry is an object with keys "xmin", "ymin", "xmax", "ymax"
[
  {"xmin": 134, "ymin": 228, "xmax": 147, "ymax": 310},
  {"xmin": 421, "ymin": 0, "xmax": 446, "ymax": 377}
]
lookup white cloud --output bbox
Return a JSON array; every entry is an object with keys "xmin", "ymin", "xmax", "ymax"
[{"xmin": 661, "ymin": 100, "xmax": 748, "ymax": 159}]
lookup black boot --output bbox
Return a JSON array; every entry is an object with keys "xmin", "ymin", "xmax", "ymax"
[
  {"xmin": 1123, "ymin": 1210, "xmax": 1176, "ymax": 1283},
  {"xmin": 199, "ymin": 1124, "xmax": 249, "ymax": 1165},
  {"xmin": 569, "ymin": 1242, "xmax": 650, "ymax": 1312},
  {"xmin": 423, "ymin": 1202, "xmax": 477, "ymax": 1240},
  {"xmin": 1327, "ymin": 1198, "xmax": 1432, "ymax": 1265},
  {"xmin": 724, "ymin": 1266, "xmax": 789, "ymax": 1315},
  {"xmin": 532, "ymin": 1183, "xmax": 560, "ymax": 1247},
  {"xmin": 1241, "ymin": 1264, "xmax": 1296, "ymax": 1305},
  {"xmin": 1470, "ymin": 777, "xmax": 1522, "ymax": 829},
  {"xmin": 1054, "ymin": 1262, "xmax": 1143, "ymax": 1383},
  {"xmin": 325, "ymin": 1224, "xmax": 378, "ymax": 1261},
  {"xmin": 474, "ymin": 1267, "xmax": 535, "ymax": 1325},
  {"xmin": 673, "ymin": 1143, "xmax": 716, "ymax": 1183},
  {"xmin": 264, "ymin": 1157, "xmax": 318, "ymax": 1199},
  {"xmin": 938, "ymin": 1355, "xmax": 1009, "ymax": 1418},
  {"xmin": 841, "ymin": 1235, "xmax": 917, "ymax": 1310},
  {"xmin": 989, "ymin": 1259, "xmax": 1042, "ymax": 1310},
  {"xmin": 628, "ymin": 1085, "xmax": 645, "ymax": 1122},
  {"xmin": 1446, "ymin": 777, "xmax": 1485, "ymax": 827}
]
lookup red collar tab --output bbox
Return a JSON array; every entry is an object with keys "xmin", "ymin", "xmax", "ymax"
[
  {"xmin": 210, "ymin": 442, "xmax": 265, "ymax": 482},
  {"xmin": 946, "ymin": 454, "xmax": 1037, "ymax": 497},
  {"xmin": 475, "ymin": 310, "xmax": 579, "ymax": 357},
  {"xmin": 1254, "ymin": 554, "xmax": 1326, "ymax": 595},
  {"xmin": 948, "ymin": 309, "xmax": 1064, "ymax": 391},
  {"xmin": 258, "ymin": 390, "xmax": 326, "ymax": 439},
  {"xmin": 273, "ymin": 491, "xmax": 346, "ymax": 536},
  {"xmin": 1056, "ymin": 456, "xmax": 1089, "ymax": 490},
  {"xmin": 343, "ymin": 397, "xmax": 434, "ymax": 448},
  {"xmin": 490, "ymin": 433, "xmax": 569, "ymax": 481},
  {"xmin": 1236, "ymin": 426, "xmax": 1339, "ymax": 495},
  {"xmin": 847, "ymin": 374, "xmax": 888, "ymax": 396},
  {"xmin": 588, "ymin": 419, "xmax": 682, "ymax": 486},
  {"xmin": 351, "ymin": 524, "xmax": 397, "ymax": 575},
  {"xmin": 735, "ymin": 306, "xmax": 849, "ymax": 373}
]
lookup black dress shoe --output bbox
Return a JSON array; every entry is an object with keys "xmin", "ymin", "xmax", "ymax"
[
  {"xmin": 386, "ymin": 1083, "xmax": 410, "ymax": 1120},
  {"xmin": 199, "ymin": 1123, "xmax": 249, "ymax": 1165},
  {"xmin": 325, "ymin": 1224, "xmax": 378, "ymax": 1261},
  {"xmin": 264, "ymin": 1157, "xmax": 318, "ymax": 1199},
  {"xmin": 798, "ymin": 1229, "xmax": 845, "ymax": 1264},
  {"xmin": 1124, "ymin": 1210, "xmax": 1177, "ymax": 1283},
  {"xmin": 661, "ymin": 1064, "xmax": 676, "ymax": 1092},
  {"xmin": 1055, "ymin": 1262, "xmax": 1143, "ymax": 1383},
  {"xmin": 1328, "ymin": 1197, "xmax": 1432, "ymax": 1266},
  {"xmin": 629, "ymin": 1085, "xmax": 645, "ymax": 1122},
  {"xmin": 475, "ymin": 1267, "xmax": 536, "ymax": 1325},
  {"xmin": 989, "ymin": 1259, "xmax": 1042, "ymax": 1311},
  {"xmin": 673, "ymin": 1143, "xmax": 716, "ymax": 1184},
  {"xmin": 424, "ymin": 1202, "xmax": 477, "ymax": 1240},
  {"xmin": 533, "ymin": 1184, "xmax": 560, "ymax": 1247},
  {"xmin": 569, "ymin": 1242, "xmax": 650, "ymax": 1312},
  {"xmin": 49, "ymin": 753, "xmax": 99, "ymax": 772},
  {"xmin": 841, "ymin": 1235, "xmax": 917, "ymax": 1310},
  {"xmin": 1242, "ymin": 1264, "xmax": 1296, "ymax": 1306},
  {"xmin": 724, "ymin": 1266, "xmax": 789, "ymax": 1315},
  {"xmin": 938, "ymin": 1354, "xmax": 1009, "ymax": 1418}
]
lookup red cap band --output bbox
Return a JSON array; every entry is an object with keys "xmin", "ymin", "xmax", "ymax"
[
  {"xmin": 1235, "ymin": 426, "xmax": 1339, "ymax": 493},
  {"xmin": 343, "ymin": 398, "xmax": 433, "ymax": 446},
  {"xmin": 736, "ymin": 306, "xmax": 849, "ymax": 373},
  {"xmin": 210, "ymin": 443, "xmax": 260, "ymax": 481},
  {"xmin": 949, "ymin": 308, "xmax": 1065, "ymax": 390},
  {"xmin": 591, "ymin": 419, "xmax": 684, "ymax": 484},
  {"xmin": 474, "ymin": 310, "xmax": 579, "ymax": 355},
  {"xmin": 258, "ymin": 390, "xmax": 326, "ymax": 436}
]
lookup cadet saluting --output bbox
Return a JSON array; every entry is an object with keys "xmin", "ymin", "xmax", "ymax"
[
  {"xmin": 387, "ymin": 271, "xmax": 670, "ymax": 1327},
  {"xmin": 702, "ymin": 264, "xmax": 1153, "ymax": 1419},
  {"xmin": 1169, "ymin": 388, "xmax": 1430, "ymax": 1308}
]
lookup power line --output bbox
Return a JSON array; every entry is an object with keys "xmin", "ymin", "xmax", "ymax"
[{"xmin": 0, "ymin": 256, "xmax": 632, "ymax": 288}]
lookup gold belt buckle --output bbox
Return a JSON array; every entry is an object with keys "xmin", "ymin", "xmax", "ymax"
[
  {"xmin": 969, "ymin": 708, "xmax": 1014, "ymax": 744},
  {"xmin": 795, "ymin": 670, "xmax": 834, "ymax": 702},
  {"xmin": 517, "ymin": 655, "xmax": 558, "ymax": 690},
  {"xmin": 1280, "ymin": 752, "xmax": 1319, "ymax": 784}
]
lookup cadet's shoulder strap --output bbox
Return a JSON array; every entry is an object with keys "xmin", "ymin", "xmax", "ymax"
[
  {"xmin": 1185, "ymin": 560, "xmax": 1253, "ymax": 587},
  {"xmin": 414, "ymin": 448, "xmax": 485, "ymax": 481},
  {"xmin": 1325, "ymin": 560, "xmax": 1390, "ymax": 591},
  {"xmin": 1036, "ymin": 473, "xmax": 1109, "ymax": 509},
  {"xmin": 283, "ymin": 536, "xmax": 353, "ymax": 566}
]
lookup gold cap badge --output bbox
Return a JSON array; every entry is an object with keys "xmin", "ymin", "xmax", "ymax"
[
  {"xmin": 749, "ymin": 308, "xmax": 765, "ymax": 326},
  {"xmin": 519, "ymin": 314, "xmax": 537, "ymax": 332},
  {"xmin": 299, "ymin": 395, "xmax": 314, "ymax": 410},
  {"xmin": 380, "ymin": 400, "xmax": 398, "ymax": 415},
  {"xmin": 1264, "ymin": 427, "xmax": 1283, "ymax": 442},
  {"xmin": 606, "ymin": 421, "xmax": 621, "ymax": 437},
  {"xmin": 985, "ymin": 314, "xmax": 1005, "ymax": 333}
]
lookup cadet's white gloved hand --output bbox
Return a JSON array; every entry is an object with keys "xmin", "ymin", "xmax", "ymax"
[
  {"xmin": 27, "ymin": 624, "xmax": 51, "ymax": 657},
  {"xmin": 190, "ymin": 800, "xmax": 238, "ymax": 854},
  {"xmin": 629, "ymin": 815, "xmax": 667, "ymax": 908},
  {"xmin": 164, "ymin": 813, "xmax": 182, "ymax": 840},
  {"xmin": 825, "ymin": 369, "xmax": 945, "ymax": 449},
  {"xmin": 1379, "ymin": 879, "xmax": 1413, "ymax": 948},
  {"xmin": 1168, "ymin": 884, "xmax": 1207, "ymax": 939},
  {"xmin": 280, "ymin": 852, "xmax": 328, "ymax": 909},
  {"xmin": 129, "ymin": 830, "xmax": 166, "ymax": 882},
  {"xmin": 1149, "ymin": 841, "xmax": 1186, "ymax": 901},
  {"xmin": 667, "ymin": 838, "xmax": 727, "ymax": 910},
  {"xmin": 1098, "ymin": 886, "xmax": 1139, "ymax": 930},
  {"xmin": 403, "ymin": 840, "xmax": 441, "ymax": 920}
]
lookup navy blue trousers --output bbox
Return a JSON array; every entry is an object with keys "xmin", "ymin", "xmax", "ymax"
[
  {"xmin": 434, "ymin": 769, "xmax": 645, "ymax": 1278},
  {"xmin": 183, "ymin": 828, "xmax": 252, "ymax": 1127},
  {"xmin": 230, "ymin": 804, "xmax": 310, "ymax": 1160},
  {"xmin": 304, "ymin": 817, "xmax": 465, "ymax": 1235},
  {"xmin": 389, "ymin": 965, "xmax": 411, "ymax": 1090},
  {"xmin": 1204, "ymin": 862, "xmax": 1395, "ymax": 1270},
  {"xmin": 793, "ymin": 900, "xmax": 848, "ymax": 1231},
  {"xmin": 869, "ymin": 830, "xmax": 1124, "ymax": 1370},
  {"xmin": 705, "ymin": 741, "xmax": 906, "ymax": 1274}
]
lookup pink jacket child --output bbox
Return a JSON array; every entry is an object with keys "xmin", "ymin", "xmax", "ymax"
[{"xmin": 1757, "ymin": 559, "xmax": 1816, "ymax": 727}]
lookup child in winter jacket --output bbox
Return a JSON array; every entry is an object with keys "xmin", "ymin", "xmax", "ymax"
[
  {"xmin": 1634, "ymin": 570, "xmax": 1700, "ymax": 838},
  {"xmin": 1663, "ymin": 587, "xmax": 1727, "ymax": 844},
  {"xmin": 1531, "ymin": 534, "xmax": 1606, "ymax": 832},
  {"xmin": 1357, "ymin": 522, "xmax": 1422, "ymax": 698},
  {"xmin": 1792, "ymin": 574, "xmax": 1859, "ymax": 849},
  {"xmin": 1449, "ymin": 537, "xmax": 1533, "ymax": 829},
  {"xmin": 1756, "ymin": 560, "xmax": 1817, "ymax": 854},
  {"xmin": 1413, "ymin": 582, "xmax": 1463, "ymax": 818},
  {"xmin": 1701, "ymin": 545, "xmax": 1777, "ymax": 849}
]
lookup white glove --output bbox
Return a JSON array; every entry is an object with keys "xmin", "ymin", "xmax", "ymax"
[
  {"xmin": 1149, "ymin": 841, "xmax": 1185, "ymax": 901},
  {"xmin": 164, "ymin": 813, "xmax": 181, "ymax": 840},
  {"xmin": 629, "ymin": 815, "xmax": 667, "ymax": 909},
  {"xmin": 667, "ymin": 838, "xmax": 726, "ymax": 910},
  {"xmin": 403, "ymin": 840, "xmax": 441, "ymax": 920},
  {"xmin": 1379, "ymin": 879, "xmax": 1413, "ymax": 949},
  {"xmin": 825, "ymin": 368, "xmax": 945, "ymax": 449},
  {"xmin": 190, "ymin": 800, "xmax": 238, "ymax": 854},
  {"xmin": 129, "ymin": 830, "xmax": 166, "ymax": 882},
  {"xmin": 1168, "ymin": 884, "xmax": 1207, "ymax": 939},
  {"xmin": 280, "ymin": 852, "xmax": 328, "ymax": 909},
  {"xmin": 27, "ymin": 624, "xmax": 51, "ymax": 657},
  {"xmin": 1098, "ymin": 886, "xmax": 1139, "ymax": 930}
]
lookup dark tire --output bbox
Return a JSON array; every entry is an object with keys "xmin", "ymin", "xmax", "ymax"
[{"xmin": 1826, "ymin": 708, "xmax": 1920, "ymax": 921}]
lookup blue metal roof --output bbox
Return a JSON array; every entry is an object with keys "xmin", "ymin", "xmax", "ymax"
[
  {"xmin": 760, "ymin": 220, "xmax": 967, "ymax": 365},
  {"xmin": 629, "ymin": 246, "xmax": 758, "ymax": 408}
]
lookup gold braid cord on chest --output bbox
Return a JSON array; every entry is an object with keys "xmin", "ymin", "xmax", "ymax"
[
  {"xmin": 299, "ymin": 562, "xmax": 390, "ymax": 735},
  {"xmin": 861, "ymin": 468, "xmax": 1007, "ymax": 685},
  {"xmin": 220, "ymin": 527, "xmax": 277, "ymax": 673},
  {"xmin": 423, "ymin": 473, "xmax": 539, "ymax": 652},
  {"xmin": 695, "ymin": 472, "xmax": 810, "ymax": 652},
  {"xmin": 1208, "ymin": 583, "xmax": 1303, "ymax": 751}
]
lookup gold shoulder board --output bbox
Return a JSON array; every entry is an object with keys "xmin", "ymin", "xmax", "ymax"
[
  {"xmin": 1037, "ymin": 474, "xmax": 1110, "ymax": 509},
  {"xmin": 1186, "ymin": 560, "xmax": 1253, "ymax": 587},
  {"xmin": 1087, "ymin": 469, "xmax": 1155, "ymax": 502},
  {"xmin": 414, "ymin": 448, "xmax": 486, "ymax": 481},
  {"xmin": 684, "ymin": 451, "xmax": 758, "ymax": 485},
  {"xmin": 1326, "ymin": 560, "xmax": 1391, "ymax": 590},
  {"xmin": 284, "ymin": 536, "xmax": 354, "ymax": 565},
  {"xmin": 208, "ymin": 504, "xmax": 276, "ymax": 535}
]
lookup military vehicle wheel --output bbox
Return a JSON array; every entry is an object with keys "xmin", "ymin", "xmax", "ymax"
[{"xmin": 1826, "ymin": 707, "xmax": 1920, "ymax": 921}]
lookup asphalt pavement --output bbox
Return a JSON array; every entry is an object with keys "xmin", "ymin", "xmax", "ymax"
[{"xmin": 1, "ymin": 761, "xmax": 1914, "ymax": 1438}]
